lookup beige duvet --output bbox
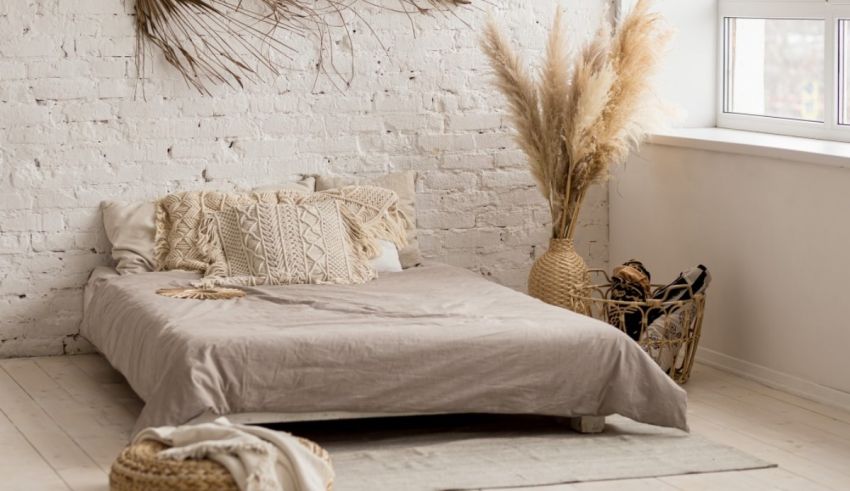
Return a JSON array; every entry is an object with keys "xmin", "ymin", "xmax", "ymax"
[{"xmin": 81, "ymin": 263, "xmax": 688, "ymax": 435}]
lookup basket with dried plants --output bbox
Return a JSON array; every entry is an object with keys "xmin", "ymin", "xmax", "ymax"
[{"xmin": 481, "ymin": 0, "xmax": 671, "ymax": 313}]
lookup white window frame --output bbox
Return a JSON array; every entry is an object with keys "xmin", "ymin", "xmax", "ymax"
[{"xmin": 718, "ymin": 0, "xmax": 850, "ymax": 142}]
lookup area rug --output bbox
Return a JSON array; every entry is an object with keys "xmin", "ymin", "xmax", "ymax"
[{"xmin": 269, "ymin": 414, "xmax": 775, "ymax": 491}]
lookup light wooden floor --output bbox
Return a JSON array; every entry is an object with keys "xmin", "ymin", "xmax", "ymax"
[{"xmin": 0, "ymin": 356, "xmax": 848, "ymax": 491}]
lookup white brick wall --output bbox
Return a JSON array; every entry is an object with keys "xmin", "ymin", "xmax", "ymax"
[{"xmin": 0, "ymin": 0, "xmax": 610, "ymax": 357}]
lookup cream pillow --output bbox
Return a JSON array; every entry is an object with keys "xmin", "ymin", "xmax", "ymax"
[
  {"xmin": 101, "ymin": 201, "xmax": 157, "ymax": 274},
  {"xmin": 201, "ymin": 200, "xmax": 375, "ymax": 286},
  {"xmin": 252, "ymin": 176, "xmax": 316, "ymax": 194},
  {"xmin": 155, "ymin": 188, "xmax": 307, "ymax": 273},
  {"xmin": 300, "ymin": 185, "xmax": 410, "ymax": 260},
  {"xmin": 315, "ymin": 171, "xmax": 421, "ymax": 268}
]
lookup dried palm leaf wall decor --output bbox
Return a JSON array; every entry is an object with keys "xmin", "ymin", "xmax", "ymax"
[{"xmin": 135, "ymin": 0, "xmax": 471, "ymax": 94}]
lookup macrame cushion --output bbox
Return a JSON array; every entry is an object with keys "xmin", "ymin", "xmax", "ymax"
[
  {"xmin": 316, "ymin": 172, "xmax": 421, "ymax": 268},
  {"xmin": 201, "ymin": 200, "xmax": 376, "ymax": 286},
  {"xmin": 155, "ymin": 189, "xmax": 306, "ymax": 272},
  {"xmin": 301, "ymin": 185, "xmax": 410, "ymax": 260}
]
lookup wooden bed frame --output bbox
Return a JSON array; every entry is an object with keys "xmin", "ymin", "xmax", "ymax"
[{"xmin": 193, "ymin": 411, "xmax": 607, "ymax": 434}]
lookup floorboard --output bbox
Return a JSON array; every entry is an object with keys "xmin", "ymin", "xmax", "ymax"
[
  {"xmin": 0, "ymin": 358, "xmax": 848, "ymax": 490},
  {"xmin": 0, "ymin": 361, "xmax": 106, "ymax": 491}
]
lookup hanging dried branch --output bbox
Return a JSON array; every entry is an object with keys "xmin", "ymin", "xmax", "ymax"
[{"xmin": 135, "ymin": 0, "xmax": 472, "ymax": 94}]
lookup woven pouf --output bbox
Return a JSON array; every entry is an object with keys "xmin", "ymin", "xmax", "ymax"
[
  {"xmin": 111, "ymin": 438, "xmax": 334, "ymax": 491},
  {"xmin": 110, "ymin": 440, "xmax": 238, "ymax": 491},
  {"xmin": 528, "ymin": 238, "xmax": 591, "ymax": 315}
]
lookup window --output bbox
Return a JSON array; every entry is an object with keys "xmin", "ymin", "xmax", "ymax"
[{"xmin": 719, "ymin": 1, "xmax": 850, "ymax": 141}]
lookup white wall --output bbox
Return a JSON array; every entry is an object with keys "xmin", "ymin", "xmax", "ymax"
[
  {"xmin": 611, "ymin": 144, "xmax": 850, "ymax": 398},
  {"xmin": 621, "ymin": 0, "xmax": 717, "ymax": 127},
  {"xmin": 0, "ymin": 0, "xmax": 611, "ymax": 357}
]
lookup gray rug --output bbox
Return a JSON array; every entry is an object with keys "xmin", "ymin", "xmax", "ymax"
[{"xmin": 267, "ymin": 414, "xmax": 775, "ymax": 491}]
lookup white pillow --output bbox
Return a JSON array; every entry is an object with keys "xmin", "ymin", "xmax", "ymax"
[
  {"xmin": 370, "ymin": 240, "xmax": 402, "ymax": 273},
  {"xmin": 101, "ymin": 200, "xmax": 157, "ymax": 274}
]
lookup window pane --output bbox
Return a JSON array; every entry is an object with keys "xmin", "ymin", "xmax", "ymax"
[
  {"xmin": 725, "ymin": 18, "xmax": 824, "ymax": 122},
  {"xmin": 841, "ymin": 20, "xmax": 850, "ymax": 125}
]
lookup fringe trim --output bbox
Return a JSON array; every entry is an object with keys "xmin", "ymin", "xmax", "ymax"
[
  {"xmin": 361, "ymin": 204, "xmax": 411, "ymax": 255},
  {"xmin": 307, "ymin": 186, "xmax": 411, "ymax": 259},
  {"xmin": 338, "ymin": 204, "xmax": 379, "ymax": 283},
  {"xmin": 198, "ymin": 214, "xmax": 229, "ymax": 278},
  {"xmin": 153, "ymin": 200, "xmax": 170, "ymax": 271}
]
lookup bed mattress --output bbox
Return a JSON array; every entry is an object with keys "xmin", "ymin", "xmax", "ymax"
[{"xmin": 81, "ymin": 263, "xmax": 688, "ymax": 435}]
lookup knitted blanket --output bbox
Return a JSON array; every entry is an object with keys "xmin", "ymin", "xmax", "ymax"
[{"xmin": 135, "ymin": 417, "xmax": 334, "ymax": 491}]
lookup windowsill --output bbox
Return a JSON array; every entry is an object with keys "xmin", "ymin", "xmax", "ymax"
[{"xmin": 647, "ymin": 128, "xmax": 850, "ymax": 170}]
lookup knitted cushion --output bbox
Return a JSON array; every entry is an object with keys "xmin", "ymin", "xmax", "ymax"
[
  {"xmin": 201, "ymin": 200, "xmax": 375, "ymax": 286},
  {"xmin": 301, "ymin": 185, "xmax": 410, "ymax": 260},
  {"xmin": 155, "ymin": 189, "xmax": 306, "ymax": 272},
  {"xmin": 316, "ymin": 172, "xmax": 421, "ymax": 268}
]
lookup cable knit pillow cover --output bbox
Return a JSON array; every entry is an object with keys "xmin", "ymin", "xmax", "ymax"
[
  {"xmin": 316, "ymin": 172, "xmax": 421, "ymax": 268},
  {"xmin": 300, "ymin": 185, "xmax": 410, "ymax": 260},
  {"xmin": 200, "ymin": 200, "xmax": 375, "ymax": 286}
]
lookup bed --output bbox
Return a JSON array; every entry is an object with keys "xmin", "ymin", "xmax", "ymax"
[{"xmin": 81, "ymin": 262, "xmax": 688, "ymax": 436}]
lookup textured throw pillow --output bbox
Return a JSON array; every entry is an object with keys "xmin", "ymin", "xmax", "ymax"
[
  {"xmin": 101, "ymin": 201, "xmax": 157, "ymax": 274},
  {"xmin": 155, "ymin": 188, "xmax": 308, "ymax": 273},
  {"xmin": 316, "ymin": 171, "xmax": 421, "ymax": 268},
  {"xmin": 301, "ymin": 185, "xmax": 410, "ymax": 260},
  {"xmin": 200, "ymin": 200, "xmax": 375, "ymax": 286}
]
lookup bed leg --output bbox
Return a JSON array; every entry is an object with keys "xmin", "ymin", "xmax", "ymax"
[{"xmin": 558, "ymin": 416, "xmax": 606, "ymax": 434}]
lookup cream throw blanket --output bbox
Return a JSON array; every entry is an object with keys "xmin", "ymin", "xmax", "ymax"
[{"xmin": 134, "ymin": 418, "xmax": 334, "ymax": 491}]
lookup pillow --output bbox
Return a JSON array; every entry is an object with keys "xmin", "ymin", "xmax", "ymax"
[
  {"xmin": 200, "ymin": 200, "xmax": 375, "ymax": 286},
  {"xmin": 252, "ymin": 176, "xmax": 316, "ymax": 194},
  {"xmin": 300, "ymin": 185, "xmax": 410, "ymax": 260},
  {"xmin": 102, "ymin": 178, "xmax": 315, "ymax": 274},
  {"xmin": 101, "ymin": 201, "xmax": 156, "ymax": 274},
  {"xmin": 315, "ymin": 171, "xmax": 421, "ymax": 268},
  {"xmin": 371, "ymin": 240, "xmax": 402, "ymax": 273},
  {"xmin": 155, "ymin": 188, "xmax": 307, "ymax": 272}
]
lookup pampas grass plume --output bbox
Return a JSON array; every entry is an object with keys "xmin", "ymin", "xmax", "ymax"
[{"xmin": 481, "ymin": 0, "xmax": 670, "ymax": 239}]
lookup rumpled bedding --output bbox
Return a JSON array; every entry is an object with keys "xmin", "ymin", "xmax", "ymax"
[{"xmin": 81, "ymin": 263, "xmax": 687, "ymax": 436}]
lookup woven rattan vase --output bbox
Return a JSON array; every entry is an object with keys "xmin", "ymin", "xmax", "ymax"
[{"xmin": 528, "ymin": 238, "xmax": 591, "ymax": 315}]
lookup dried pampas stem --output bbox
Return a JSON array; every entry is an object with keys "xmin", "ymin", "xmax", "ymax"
[
  {"xmin": 157, "ymin": 287, "xmax": 247, "ymax": 300},
  {"xmin": 135, "ymin": 0, "xmax": 472, "ymax": 94},
  {"xmin": 481, "ymin": 0, "xmax": 670, "ymax": 240}
]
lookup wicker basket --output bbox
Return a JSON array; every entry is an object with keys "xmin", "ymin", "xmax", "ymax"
[
  {"xmin": 111, "ymin": 438, "xmax": 333, "ymax": 491},
  {"xmin": 567, "ymin": 269, "xmax": 707, "ymax": 384}
]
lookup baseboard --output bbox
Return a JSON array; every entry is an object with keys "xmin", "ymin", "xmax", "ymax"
[{"xmin": 697, "ymin": 348, "xmax": 850, "ymax": 413}]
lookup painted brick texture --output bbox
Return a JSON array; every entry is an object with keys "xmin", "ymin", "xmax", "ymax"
[{"xmin": 0, "ymin": 0, "xmax": 610, "ymax": 357}]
